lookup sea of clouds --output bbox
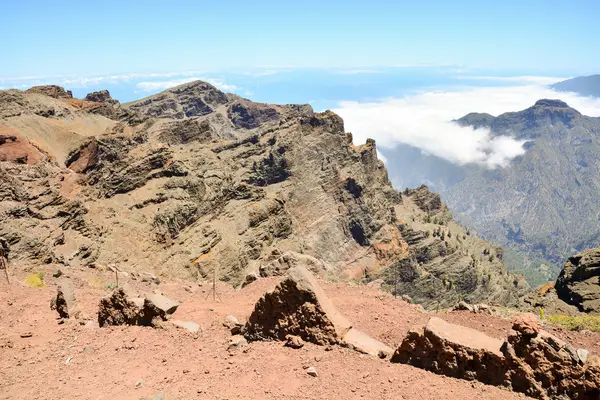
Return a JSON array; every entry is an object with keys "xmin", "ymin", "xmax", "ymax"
[{"xmin": 334, "ymin": 82, "xmax": 600, "ymax": 168}]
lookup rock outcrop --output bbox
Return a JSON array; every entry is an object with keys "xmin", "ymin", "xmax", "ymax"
[
  {"xmin": 392, "ymin": 316, "xmax": 600, "ymax": 399},
  {"xmin": 555, "ymin": 247, "xmax": 600, "ymax": 312},
  {"xmin": 51, "ymin": 281, "xmax": 81, "ymax": 319},
  {"xmin": 97, "ymin": 286, "xmax": 179, "ymax": 327},
  {"xmin": 25, "ymin": 85, "xmax": 73, "ymax": 99},
  {"xmin": 245, "ymin": 265, "xmax": 392, "ymax": 357}
]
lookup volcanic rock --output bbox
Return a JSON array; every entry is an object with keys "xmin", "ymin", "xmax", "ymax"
[
  {"xmin": 511, "ymin": 313, "xmax": 540, "ymax": 337},
  {"xmin": 555, "ymin": 246, "xmax": 600, "ymax": 312},
  {"xmin": 391, "ymin": 317, "xmax": 507, "ymax": 386},
  {"xmin": 25, "ymin": 85, "xmax": 73, "ymax": 99},
  {"xmin": 244, "ymin": 265, "xmax": 352, "ymax": 345},
  {"xmin": 284, "ymin": 334, "xmax": 305, "ymax": 349},
  {"xmin": 392, "ymin": 316, "xmax": 600, "ymax": 399},
  {"xmin": 97, "ymin": 285, "xmax": 178, "ymax": 327},
  {"xmin": 97, "ymin": 287, "xmax": 144, "ymax": 327},
  {"xmin": 140, "ymin": 293, "xmax": 180, "ymax": 326},
  {"xmin": 245, "ymin": 265, "xmax": 392, "ymax": 357}
]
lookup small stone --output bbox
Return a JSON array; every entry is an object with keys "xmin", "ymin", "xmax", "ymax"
[
  {"xmin": 241, "ymin": 272, "xmax": 259, "ymax": 288},
  {"xmin": 306, "ymin": 366, "xmax": 318, "ymax": 377},
  {"xmin": 228, "ymin": 335, "xmax": 248, "ymax": 348},
  {"xmin": 20, "ymin": 332, "xmax": 33, "ymax": 338},
  {"xmin": 224, "ymin": 315, "xmax": 243, "ymax": 335},
  {"xmin": 284, "ymin": 335, "xmax": 305, "ymax": 349},
  {"xmin": 577, "ymin": 349, "xmax": 590, "ymax": 364},
  {"xmin": 171, "ymin": 320, "xmax": 201, "ymax": 334},
  {"xmin": 135, "ymin": 379, "xmax": 143, "ymax": 388},
  {"xmin": 53, "ymin": 269, "xmax": 63, "ymax": 278},
  {"xmin": 512, "ymin": 313, "xmax": 540, "ymax": 337},
  {"xmin": 454, "ymin": 301, "xmax": 474, "ymax": 312},
  {"xmin": 400, "ymin": 295, "xmax": 412, "ymax": 304}
]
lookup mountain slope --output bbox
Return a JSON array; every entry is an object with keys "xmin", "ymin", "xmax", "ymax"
[
  {"xmin": 551, "ymin": 75, "xmax": 600, "ymax": 98},
  {"xmin": 0, "ymin": 82, "xmax": 528, "ymax": 309},
  {"xmin": 443, "ymin": 100, "xmax": 600, "ymax": 284}
]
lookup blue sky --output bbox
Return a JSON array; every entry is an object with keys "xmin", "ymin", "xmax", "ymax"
[
  {"xmin": 2, "ymin": 1, "xmax": 600, "ymax": 173},
  {"xmin": 2, "ymin": 0, "xmax": 599, "ymax": 78},
  {"xmin": 1, "ymin": 0, "xmax": 599, "ymax": 113}
]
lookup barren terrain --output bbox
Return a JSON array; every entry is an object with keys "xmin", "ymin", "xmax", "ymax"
[{"xmin": 1, "ymin": 268, "xmax": 598, "ymax": 400}]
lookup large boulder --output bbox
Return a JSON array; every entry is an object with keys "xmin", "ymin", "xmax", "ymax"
[
  {"xmin": 245, "ymin": 265, "xmax": 351, "ymax": 344},
  {"xmin": 98, "ymin": 286, "xmax": 144, "ymax": 327},
  {"xmin": 391, "ymin": 317, "xmax": 508, "ymax": 386},
  {"xmin": 503, "ymin": 320, "xmax": 600, "ymax": 400},
  {"xmin": 391, "ymin": 316, "xmax": 600, "ymax": 399},
  {"xmin": 141, "ymin": 293, "xmax": 180, "ymax": 326},
  {"xmin": 97, "ymin": 285, "xmax": 179, "ymax": 327},
  {"xmin": 555, "ymin": 247, "xmax": 600, "ymax": 312},
  {"xmin": 245, "ymin": 265, "xmax": 392, "ymax": 357}
]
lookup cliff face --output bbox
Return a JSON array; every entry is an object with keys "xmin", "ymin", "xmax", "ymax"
[
  {"xmin": 555, "ymin": 247, "xmax": 600, "ymax": 313},
  {"xmin": 0, "ymin": 81, "xmax": 528, "ymax": 308}
]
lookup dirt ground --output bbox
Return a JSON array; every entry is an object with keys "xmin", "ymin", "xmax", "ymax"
[{"xmin": 1, "ymin": 268, "xmax": 598, "ymax": 400}]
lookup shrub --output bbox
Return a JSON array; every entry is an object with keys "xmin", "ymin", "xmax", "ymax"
[
  {"xmin": 24, "ymin": 272, "xmax": 45, "ymax": 288},
  {"xmin": 546, "ymin": 314, "xmax": 600, "ymax": 332}
]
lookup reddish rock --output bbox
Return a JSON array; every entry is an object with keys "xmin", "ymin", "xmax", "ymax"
[
  {"xmin": 392, "ymin": 317, "xmax": 600, "ymax": 399},
  {"xmin": 512, "ymin": 313, "xmax": 540, "ymax": 337},
  {"xmin": 245, "ymin": 265, "xmax": 391, "ymax": 357},
  {"xmin": 0, "ymin": 134, "xmax": 47, "ymax": 165},
  {"xmin": 284, "ymin": 335, "xmax": 304, "ymax": 349}
]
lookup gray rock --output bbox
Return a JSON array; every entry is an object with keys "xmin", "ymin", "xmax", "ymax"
[
  {"xmin": 171, "ymin": 320, "xmax": 201, "ymax": 334},
  {"xmin": 306, "ymin": 366, "xmax": 318, "ymax": 377},
  {"xmin": 577, "ymin": 348, "xmax": 590, "ymax": 364},
  {"xmin": 224, "ymin": 315, "xmax": 243, "ymax": 335},
  {"xmin": 454, "ymin": 301, "xmax": 474, "ymax": 312},
  {"xmin": 228, "ymin": 335, "xmax": 248, "ymax": 348},
  {"xmin": 53, "ymin": 281, "xmax": 81, "ymax": 319}
]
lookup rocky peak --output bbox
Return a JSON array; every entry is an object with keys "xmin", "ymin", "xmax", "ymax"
[
  {"xmin": 124, "ymin": 79, "xmax": 229, "ymax": 119},
  {"xmin": 454, "ymin": 112, "xmax": 496, "ymax": 129},
  {"xmin": 25, "ymin": 85, "xmax": 73, "ymax": 99},
  {"xmin": 533, "ymin": 99, "xmax": 570, "ymax": 108},
  {"xmin": 85, "ymin": 90, "xmax": 118, "ymax": 104}
]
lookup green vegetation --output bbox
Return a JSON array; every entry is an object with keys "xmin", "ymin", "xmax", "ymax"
[
  {"xmin": 546, "ymin": 314, "xmax": 600, "ymax": 332},
  {"xmin": 503, "ymin": 248, "xmax": 559, "ymax": 288}
]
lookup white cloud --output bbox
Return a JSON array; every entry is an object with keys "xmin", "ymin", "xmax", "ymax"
[
  {"xmin": 336, "ymin": 69, "xmax": 382, "ymax": 75},
  {"xmin": 0, "ymin": 71, "xmax": 206, "ymax": 89},
  {"xmin": 135, "ymin": 77, "xmax": 239, "ymax": 93},
  {"xmin": 333, "ymin": 85, "xmax": 600, "ymax": 168},
  {"xmin": 455, "ymin": 75, "xmax": 568, "ymax": 85},
  {"xmin": 242, "ymin": 70, "xmax": 281, "ymax": 77}
]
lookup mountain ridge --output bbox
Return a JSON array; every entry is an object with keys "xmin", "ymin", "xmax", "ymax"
[
  {"xmin": 551, "ymin": 75, "xmax": 600, "ymax": 98},
  {"xmin": 0, "ymin": 81, "xmax": 529, "ymax": 309}
]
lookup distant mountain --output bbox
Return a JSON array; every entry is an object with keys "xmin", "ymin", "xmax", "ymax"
[
  {"xmin": 385, "ymin": 99, "xmax": 600, "ymax": 287},
  {"xmin": 551, "ymin": 75, "xmax": 600, "ymax": 98}
]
